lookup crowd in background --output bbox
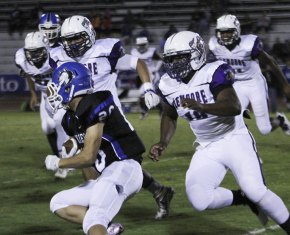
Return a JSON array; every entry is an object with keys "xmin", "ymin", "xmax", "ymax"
[{"xmin": 6, "ymin": 1, "xmax": 290, "ymax": 112}]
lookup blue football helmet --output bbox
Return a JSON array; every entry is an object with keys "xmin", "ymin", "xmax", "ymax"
[
  {"xmin": 47, "ymin": 62, "xmax": 93, "ymax": 112},
  {"xmin": 38, "ymin": 12, "xmax": 61, "ymax": 46}
]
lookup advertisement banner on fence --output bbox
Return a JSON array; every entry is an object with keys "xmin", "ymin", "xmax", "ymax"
[{"xmin": 0, "ymin": 74, "xmax": 29, "ymax": 94}]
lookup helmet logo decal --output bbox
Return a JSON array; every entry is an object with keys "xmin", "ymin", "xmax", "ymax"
[
  {"xmin": 59, "ymin": 69, "xmax": 74, "ymax": 85},
  {"xmin": 82, "ymin": 18, "xmax": 90, "ymax": 29}
]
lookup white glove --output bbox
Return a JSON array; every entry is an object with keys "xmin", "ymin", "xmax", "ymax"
[
  {"xmin": 61, "ymin": 137, "xmax": 79, "ymax": 158},
  {"xmin": 144, "ymin": 82, "xmax": 160, "ymax": 109},
  {"xmin": 45, "ymin": 155, "xmax": 60, "ymax": 171}
]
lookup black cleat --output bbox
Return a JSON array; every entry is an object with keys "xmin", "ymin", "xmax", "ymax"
[
  {"xmin": 243, "ymin": 109, "xmax": 251, "ymax": 119},
  {"xmin": 154, "ymin": 186, "xmax": 175, "ymax": 219},
  {"xmin": 276, "ymin": 112, "xmax": 290, "ymax": 135},
  {"xmin": 232, "ymin": 190, "xmax": 268, "ymax": 226}
]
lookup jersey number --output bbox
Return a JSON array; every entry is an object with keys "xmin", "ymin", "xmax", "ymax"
[{"xmin": 184, "ymin": 110, "xmax": 208, "ymax": 121}]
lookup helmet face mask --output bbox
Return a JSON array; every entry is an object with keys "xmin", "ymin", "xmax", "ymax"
[
  {"xmin": 163, "ymin": 31, "xmax": 206, "ymax": 81},
  {"xmin": 47, "ymin": 62, "xmax": 93, "ymax": 113},
  {"xmin": 24, "ymin": 32, "xmax": 49, "ymax": 67},
  {"xmin": 24, "ymin": 47, "xmax": 48, "ymax": 67},
  {"xmin": 38, "ymin": 13, "xmax": 61, "ymax": 46},
  {"xmin": 61, "ymin": 32, "xmax": 91, "ymax": 58},
  {"xmin": 136, "ymin": 37, "xmax": 148, "ymax": 54},
  {"xmin": 216, "ymin": 14, "xmax": 240, "ymax": 46},
  {"xmin": 61, "ymin": 15, "xmax": 96, "ymax": 58}
]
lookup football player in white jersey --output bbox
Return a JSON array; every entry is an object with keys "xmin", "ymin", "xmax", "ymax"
[
  {"xmin": 208, "ymin": 14, "xmax": 290, "ymax": 136},
  {"xmin": 149, "ymin": 31, "xmax": 290, "ymax": 233},
  {"xmin": 15, "ymin": 32, "xmax": 69, "ymax": 179},
  {"xmin": 131, "ymin": 37, "xmax": 163, "ymax": 119},
  {"xmin": 49, "ymin": 15, "xmax": 174, "ymax": 220},
  {"xmin": 38, "ymin": 12, "xmax": 61, "ymax": 48}
]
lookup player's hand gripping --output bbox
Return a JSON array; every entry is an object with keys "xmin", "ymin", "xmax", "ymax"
[
  {"xmin": 181, "ymin": 98, "xmax": 202, "ymax": 111},
  {"xmin": 61, "ymin": 137, "xmax": 79, "ymax": 158},
  {"xmin": 45, "ymin": 155, "xmax": 60, "ymax": 171},
  {"xmin": 144, "ymin": 82, "xmax": 160, "ymax": 109},
  {"xmin": 149, "ymin": 142, "xmax": 167, "ymax": 162}
]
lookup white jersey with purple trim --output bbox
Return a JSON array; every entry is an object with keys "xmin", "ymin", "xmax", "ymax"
[
  {"xmin": 50, "ymin": 38, "xmax": 122, "ymax": 107},
  {"xmin": 208, "ymin": 34, "xmax": 262, "ymax": 81},
  {"xmin": 158, "ymin": 61, "xmax": 247, "ymax": 145},
  {"xmin": 130, "ymin": 47, "xmax": 156, "ymax": 73},
  {"xmin": 15, "ymin": 48, "xmax": 53, "ymax": 93}
]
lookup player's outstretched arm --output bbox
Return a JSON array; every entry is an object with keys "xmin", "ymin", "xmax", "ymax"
[{"xmin": 149, "ymin": 102, "xmax": 178, "ymax": 161}]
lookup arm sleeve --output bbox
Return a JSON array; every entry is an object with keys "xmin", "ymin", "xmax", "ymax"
[
  {"xmin": 251, "ymin": 37, "xmax": 263, "ymax": 59},
  {"xmin": 210, "ymin": 63, "xmax": 235, "ymax": 99},
  {"xmin": 115, "ymin": 54, "xmax": 138, "ymax": 71}
]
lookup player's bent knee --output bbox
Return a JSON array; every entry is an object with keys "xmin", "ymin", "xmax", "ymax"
[
  {"xmin": 50, "ymin": 193, "xmax": 68, "ymax": 213},
  {"xmin": 257, "ymin": 125, "xmax": 272, "ymax": 135},
  {"xmin": 83, "ymin": 207, "xmax": 111, "ymax": 234},
  {"xmin": 242, "ymin": 184, "xmax": 267, "ymax": 203},
  {"xmin": 186, "ymin": 184, "xmax": 211, "ymax": 212}
]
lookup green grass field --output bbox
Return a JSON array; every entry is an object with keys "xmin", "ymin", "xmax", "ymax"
[{"xmin": 0, "ymin": 111, "xmax": 290, "ymax": 235}]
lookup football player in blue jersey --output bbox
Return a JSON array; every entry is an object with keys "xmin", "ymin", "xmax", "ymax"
[
  {"xmin": 208, "ymin": 14, "xmax": 290, "ymax": 136},
  {"xmin": 45, "ymin": 62, "xmax": 144, "ymax": 235},
  {"xmin": 38, "ymin": 12, "xmax": 61, "ymax": 48},
  {"xmin": 48, "ymin": 15, "xmax": 174, "ymax": 220},
  {"xmin": 149, "ymin": 31, "xmax": 290, "ymax": 233}
]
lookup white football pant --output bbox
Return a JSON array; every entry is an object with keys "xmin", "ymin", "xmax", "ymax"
[
  {"xmin": 40, "ymin": 92, "xmax": 68, "ymax": 154},
  {"xmin": 50, "ymin": 159, "xmax": 143, "ymax": 234},
  {"xmin": 186, "ymin": 131, "xmax": 289, "ymax": 224},
  {"xmin": 233, "ymin": 76, "xmax": 272, "ymax": 135}
]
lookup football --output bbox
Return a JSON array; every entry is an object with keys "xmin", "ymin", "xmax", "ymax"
[{"xmin": 62, "ymin": 137, "xmax": 79, "ymax": 158}]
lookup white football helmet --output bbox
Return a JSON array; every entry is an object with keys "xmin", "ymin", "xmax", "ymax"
[
  {"xmin": 136, "ymin": 37, "xmax": 148, "ymax": 53},
  {"xmin": 24, "ymin": 31, "xmax": 49, "ymax": 67},
  {"xmin": 163, "ymin": 31, "xmax": 206, "ymax": 81},
  {"xmin": 61, "ymin": 15, "xmax": 96, "ymax": 58},
  {"xmin": 216, "ymin": 14, "xmax": 240, "ymax": 46}
]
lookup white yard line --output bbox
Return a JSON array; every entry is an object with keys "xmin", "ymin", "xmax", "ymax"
[{"xmin": 243, "ymin": 225, "xmax": 280, "ymax": 235}]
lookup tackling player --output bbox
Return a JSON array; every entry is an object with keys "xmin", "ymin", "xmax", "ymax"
[
  {"xmin": 48, "ymin": 15, "xmax": 174, "ymax": 220},
  {"xmin": 208, "ymin": 14, "xmax": 290, "ymax": 136},
  {"xmin": 149, "ymin": 31, "xmax": 290, "ymax": 233}
]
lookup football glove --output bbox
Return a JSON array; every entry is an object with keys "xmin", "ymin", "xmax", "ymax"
[
  {"xmin": 144, "ymin": 82, "xmax": 160, "ymax": 109},
  {"xmin": 45, "ymin": 155, "xmax": 60, "ymax": 171}
]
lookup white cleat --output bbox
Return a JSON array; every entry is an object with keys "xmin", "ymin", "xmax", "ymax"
[{"xmin": 107, "ymin": 223, "xmax": 124, "ymax": 235}]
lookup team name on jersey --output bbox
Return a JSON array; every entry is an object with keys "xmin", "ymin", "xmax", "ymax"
[
  {"xmin": 83, "ymin": 62, "xmax": 98, "ymax": 75},
  {"xmin": 172, "ymin": 89, "xmax": 208, "ymax": 109}
]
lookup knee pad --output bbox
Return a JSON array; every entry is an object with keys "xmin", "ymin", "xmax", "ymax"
[
  {"xmin": 50, "ymin": 192, "xmax": 68, "ymax": 213},
  {"xmin": 83, "ymin": 207, "xmax": 110, "ymax": 234},
  {"xmin": 186, "ymin": 184, "xmax": 212, "ymax": 212},
  {"xmin": 256, "ymin": 119, "xmax": 272, "ymax": 135},
  {"xmin": 242, "ymin": 183, "xmax": 267, "ymax": 203}
]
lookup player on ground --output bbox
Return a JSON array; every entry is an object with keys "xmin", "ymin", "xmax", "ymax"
[
  {"xmin": 49, "ymin": 15, "xmax": 174, "ymax": 219},
  {"xmin": 130, "ymin": 37, "xmax": 163, "ymax": 119},
  {"xmin": 208, "ymin": 14, "xmax": 290, "ymax": 135},
  {"xmin": 45, "ymin": 62, "xmax": 144, "ymax": 235},
  {"xmin": 15, "ymin": 32, "xmax": 69, "ymax": 179},
  {"xmin": 149, "ymin": 31, "xmax": 290, "ymax": 233}
]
